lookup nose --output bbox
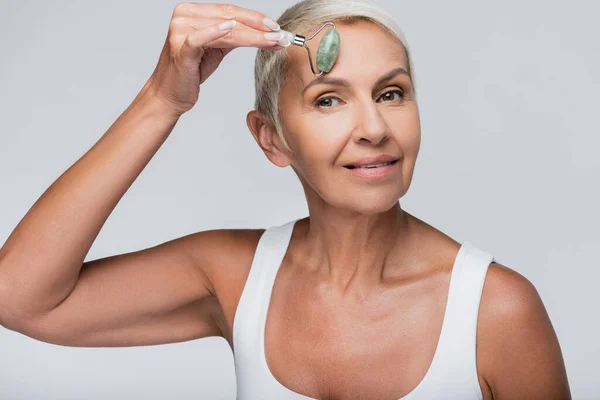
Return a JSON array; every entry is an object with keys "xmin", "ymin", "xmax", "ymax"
[{"xmin": 351, "ymin": 95, "xmax": 391, "ymax": 145}]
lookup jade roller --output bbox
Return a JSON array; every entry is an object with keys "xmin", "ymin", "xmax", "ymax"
[{"xmin": 278, "ymin": 22, "xmax": 340, "ymax": 76}]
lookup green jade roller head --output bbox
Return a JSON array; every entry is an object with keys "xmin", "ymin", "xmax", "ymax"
[{"xmin": 278, "ymin": 22, "xmax": 340, "ymax": 76}]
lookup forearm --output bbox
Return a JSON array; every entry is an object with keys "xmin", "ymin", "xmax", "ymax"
[{"xmin": 0, "ymin": 87, "xmax": 180, "ymax": 320}]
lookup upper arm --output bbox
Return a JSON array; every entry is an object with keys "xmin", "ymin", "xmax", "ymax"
[
  {"xmin": 477, "ymin": 262, "xmax": 572, "ymax": 400},
  {"xmin": 8, "ymin": 229, "xmax": 244, "ymax": 347}
]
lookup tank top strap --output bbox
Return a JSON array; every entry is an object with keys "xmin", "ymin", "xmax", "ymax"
[
  {"xmin": 444, "ymin": 240, "xmax": 496, "ymax": 343},
  {"xmin": 423, "ymin": 240, "xmax": 495, "ymax": 398},
  {"xmin": 232, "ymin": 218, "xmax": 298, "ymax": 359},
  {"xmin": 233, "ymin": 218, "xmax": 300, "ymax": 399}
]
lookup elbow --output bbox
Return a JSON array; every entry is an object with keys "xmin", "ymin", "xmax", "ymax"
[
  {"xmin": 0, "ymin": 273, "xmax": 32, "ymax": 333},
  {"xmin": 0, "ymin": 299, "xmax": 27, "ymax": 333},
  {"xmin": 0, "ymin": 289, "xmax": 25, "ymax": 333},
  {"xmin": 0, "ymin": 273, "xmax": 12, "ymax": 329},
  {"xmin": 0, "ymin": 253, "xmax": 16, "ymax": 330}
]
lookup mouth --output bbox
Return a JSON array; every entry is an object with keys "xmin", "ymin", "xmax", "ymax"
[{"xmin": 344, "ymin": 159, "xmax": 399, "ymax": 169}]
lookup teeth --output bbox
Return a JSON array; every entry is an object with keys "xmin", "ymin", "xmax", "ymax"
[{"xmin": 358, "ymin": 161, "xmax": 392, "ymax": 168}]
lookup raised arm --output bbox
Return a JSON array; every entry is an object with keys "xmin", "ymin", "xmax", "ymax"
[
  {"xmin": 0, "ymin": 90, "xmax": 182, "ymax": 339},
  {"xmin": 0, "ymin": 3, "xmax": 283, "ymax": 346}
]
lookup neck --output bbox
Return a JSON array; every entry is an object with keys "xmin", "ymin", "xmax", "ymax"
[{"xmin": 296, "ymin": 202, "xmax": 413, "ymax": 292}]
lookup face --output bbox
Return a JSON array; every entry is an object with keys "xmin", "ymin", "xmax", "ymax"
[{"xmin": 249, "ymin": 20, "xmax": 421, "ymax": 215}]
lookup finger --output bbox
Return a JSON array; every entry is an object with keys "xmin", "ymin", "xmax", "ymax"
[
  {"xmin": 264, "ymin": 41, "xmax": 285, "ymax": 51},
  {"xmin": 200, "ymin": 19, "xmax": 285, "ymax": 49},
  {"xmin": 175, "ymin": 3, "xmax": 279, "ymax": 33},
  {"xmin": 180, "ymin": 20, "xmax": 237, "ymax": 61}
]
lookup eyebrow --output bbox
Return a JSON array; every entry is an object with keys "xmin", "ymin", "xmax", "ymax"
[{"xmin": 300, "ymin": 66, "xmax": 409, "ymax": 96}]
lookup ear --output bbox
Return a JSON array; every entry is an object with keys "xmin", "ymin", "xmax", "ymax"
[{"xmin": 246, "ymin": 110, "xmax": 292, "ymax": 168}]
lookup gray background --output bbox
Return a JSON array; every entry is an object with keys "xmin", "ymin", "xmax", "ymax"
[{"xmin": 0, "ymin": 0, "xmax": 597, "ymax": 398}]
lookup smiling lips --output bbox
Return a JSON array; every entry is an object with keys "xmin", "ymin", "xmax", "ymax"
[
  {"xmin": 344, "ymin": 160, "xmax": 398, "ymax": 179},
  {"xmin": 344, "ymin": 154, "xmax": 400, "ymax": 169}
]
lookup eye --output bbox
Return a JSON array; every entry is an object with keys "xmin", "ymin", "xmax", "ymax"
[
  {"xmin": 314, "ymin": 88, "xmax": 405, "ymax": 109},
  {"xmin": 315, "ymin": 96, "xmax": 340, "ymax": 108},
  {"xmin": 378, "ymin": 89, "xmax": 405, "ymax": 102}
]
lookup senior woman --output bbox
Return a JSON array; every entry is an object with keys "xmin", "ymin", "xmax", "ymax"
[{"xmin": 0, "ymin": 0, "xmax": 570, "ymax": 399}]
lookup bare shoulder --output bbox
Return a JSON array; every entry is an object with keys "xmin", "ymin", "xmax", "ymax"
[
  {"xmin": 477, "ymin": 262, "xmax": 572, "ymax": 399},
  {"xmin": 185, "ymin": 227, "xmax": 266, "ymax": 293},
  {"xmin": 479, "ymin": 262, "xmax": 537, "ymax": 317},
  {"xmin": 186, "ymin": 227, "xmax": 266, "ymax": 344}
]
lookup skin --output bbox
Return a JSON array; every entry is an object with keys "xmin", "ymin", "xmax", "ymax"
[
  {"xmin": 240, "ymin": 20, "xmax": 572, "ymax": 399},
  {"xmin": 248, "ymin": 20, "xmax": 421, "ymax": 291}
]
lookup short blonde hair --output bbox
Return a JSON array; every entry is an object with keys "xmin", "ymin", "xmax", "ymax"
[{"xmin": 253, "ymin": 0, "xmax": 416, "ymax": 151}]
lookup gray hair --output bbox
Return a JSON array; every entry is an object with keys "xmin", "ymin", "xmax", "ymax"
[{"xmin": 253, "ymin": 0, "xmax": 416, "ymax": 151}]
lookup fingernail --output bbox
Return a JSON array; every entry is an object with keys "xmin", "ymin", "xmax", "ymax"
[
  {"xmin": 263, "ymin": 17, "xmax": 280, "ymax": 31},
  {"xmin": 277, "ymin": 38, "xmax": 291, "ymax": 47},
  {"xmin": 219, "ymin": 20, "xmax": 237, "ymax": 30},
  {"xmin": 264, "ymin": 32, "xmax": 283, "ymax": 41}
]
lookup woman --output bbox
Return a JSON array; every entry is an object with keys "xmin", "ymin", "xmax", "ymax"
[{"xmin": 0, "ymin": 0, "xmax": 570, "ymax": 399}]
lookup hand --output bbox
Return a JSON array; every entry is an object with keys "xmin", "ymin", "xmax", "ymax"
[{"xmin": 142, "ymin": 3, "xmax": 284, "ymax": 117}]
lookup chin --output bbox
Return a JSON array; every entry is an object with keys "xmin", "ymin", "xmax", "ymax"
[{"xmin": 337, "ymin": 195, "xmax": 401, "ymax": 216}]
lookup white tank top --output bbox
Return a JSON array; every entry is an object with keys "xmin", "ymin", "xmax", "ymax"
[{"xmin": 233, "ymin": 218, "xmax": 496, "ymax": 399}]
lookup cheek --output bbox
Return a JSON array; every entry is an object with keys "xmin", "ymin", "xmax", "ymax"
[
  {"xmin": 389, "ymin": 108, "xmax": 421, "ymax": 147},
  {"xmin": 293, "ymin": 114, "xmax": 353, "ymax": 158},
  {"xmin": 306, "ymin": 107, "xmax": 355, "ymax": 131},
  {"xmin": 406, "ymin": 113, "xmax": 422, "ymax": 152}
]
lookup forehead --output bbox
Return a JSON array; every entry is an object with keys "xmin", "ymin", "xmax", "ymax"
[{"xmin": 285, "ymin": 20, "xmax": 408, "ymax": 89}]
